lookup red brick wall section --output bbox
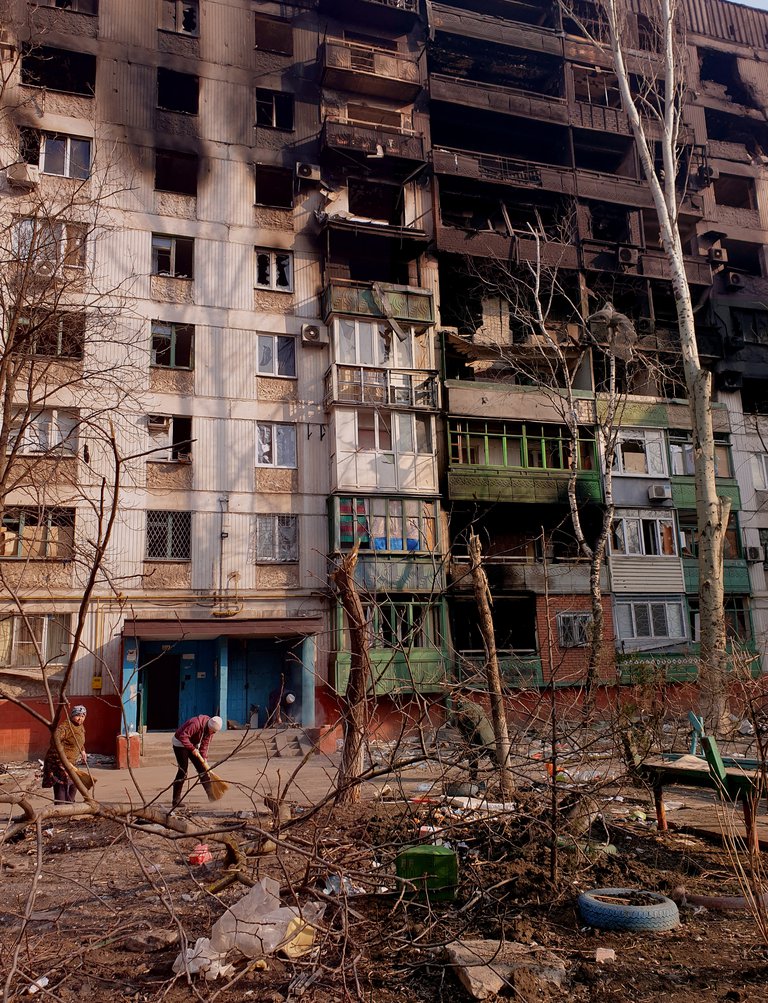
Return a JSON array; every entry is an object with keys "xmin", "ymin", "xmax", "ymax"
[
  {"xmin": 534, "ymin": 594, "xmax": 616, "ymax": 686},
  {"xmin": 0, "ymin": 697, "xmax": 121, "ymax": 761}
]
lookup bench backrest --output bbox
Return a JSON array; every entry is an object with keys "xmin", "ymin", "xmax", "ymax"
[{"xmin": 702, "ymin": 735, "xmax": 728, "ymax": 786}]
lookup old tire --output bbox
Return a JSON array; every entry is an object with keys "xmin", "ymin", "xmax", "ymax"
[{"xmin": 578, "ymin": 888, "xmax": 680, "ymax": 932}]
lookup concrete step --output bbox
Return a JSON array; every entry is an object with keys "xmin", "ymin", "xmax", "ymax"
[{"xmin": 138, "ymin": 728, "xmax": 308, "ymax": 765}]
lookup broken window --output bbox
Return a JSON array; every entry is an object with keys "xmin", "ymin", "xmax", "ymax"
[
  {"xmin": 557, "ymin": 613, "xmax": 592, "ymax": 648},
  {"xmin": 157, "ymin": 67, "xmax": 199, "ymax": 115},
  {"xmin": 721, "ymin": 239, "xmax": 762, "ymax": 276},
  {"xmin": 151, "ymin": 321, "xmax": 194, "ymax": 369},
  {"xmin": 146, "ymin": 510, "xmax": 192, "ymax": 560},
  {"xmin": 573, "ymin": 65, "xmax": 621, "ymax": 107},
  {"xmin": 346, "ymin": 103, "xmax": 402, "ymax": 128},
  {"xmin": 732, "ymin": 307, "xmax": 768, "ymax": 345},
  {"xmin": 449, "ymin": 420, "xmax": 593, "ymax": 470},
  {"xmin": 699, "ymin": 49, "xmax": 758, "ymax": 108},
  {"xmin": 255, "ymin": 514, "xmax": 298, "ymax": 562},
  {"xmin": 51, "ymin": 0, "xmax": 98, "ymax": 11},
  {"xmin": 8, "ymin": 409, "xmax": 78, "ymax": 455},
  {"xmin": 0, "ymin": 614, "xmax": 71, "ymax": 669},
  {"xmin": 2, "ymin": 508, "xmax": 75, "ymax": 560},
  {"xmin": 255, "ymin": 249, "xmax": 292, "ymax": 291},
  {"xmin": 669, "ymin": 431, "xmax": 731, "ymax": 478},
  {"xmin": 451, "ymin": 596, "xmax": 537, "ymax": 657},
  {"xmin": 155, "ymin": 149, "xmax": 198, "ymax": 196},
  {"xmin": 348, "ymin": 179, "xmax": 402, "ymax": 224},
  {"xmin": 678, "ymin": 510, "xmax": 738, "ymax": 559},
  {"xmin": 255, "ymin": 89, "xmax": 293, "ymax": 129},
  {"xmin": 256, "ymin": 423, "xmax": 297, "ymax": 467},
  {"xmin": 612, "ymin": 429, "xmax": 666, "ymax": 476},
  {"xmin": 713, "ymin": 174, "xmax": 755, "ymax": 209},
  {"xmin": 611, "ymin": 512, "xmax": 676, "ymax": 556},
  {"xmin": 337, "ymin": 497, "xmax": 437, "ymax": 552},
  {"xmin": 573, "ymin": 130, "xmax": 635, "ymax": 176},
  {"xmin": 147, "ymin": 414, "xmax": 192, "ymax": 461},
  {"xmin": 151, "ymin": 234, "xmax": 194, "ymax": 278},
  {"xmin": 21, "ymin": 45, "xmax": 96, "ymax": 96},
  {"xmin": 20, "ymin": 130, "xmax": 90, "ymax": 179},
  {"xmin": 256, "ymin": 335, "xmax": 295, "ymax": 377},
  {"xmin": 336, "ymin": 319, "xmax": 422, "ymax": 370},
  {"xmin": 254, "ymin": 166, "xmax": 293, "ymax": 208},
  {"xmin": 704, "ymin": 108, "xmax": 768, "ymax": 158},
  {"xmin": 589, "ymin": 202, "xmax": 630, "ymax": 243},
  {"xmin": 635, "ymin": 14, "xmax": 659, "ymax": 51},
  {"xmin": 12, "ymin": 218, "xmax": 87, "ymax": 270},
  {"xmin": 689, "ymin": 596, "xmax": 751, "ymax": 643},
  {"xmin": 160, "ymin": 0, "xmax": 198, "ymax": 35},
  {"xmin": 615, "ymin": 598, "xmax": 686, "ymax": 642},
  {"xmin": 254, "ymin": 12, "xmax": 292, "ymax": 55},
  {"xmin": 358, "ymin": 598, "xmax": 438, "ymax": 649},
  {"xmin": 19, "ymin": 312, "xmax": 86, "ymax": 359}
]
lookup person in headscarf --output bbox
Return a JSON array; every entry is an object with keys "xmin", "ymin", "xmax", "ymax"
[
  {"xmin": 42, "ymin": 705, "xmax": 89, "ymax": 804},
  {"xmin": 171, "ymin": 714, "xmax": 222, "ymax": 808}
]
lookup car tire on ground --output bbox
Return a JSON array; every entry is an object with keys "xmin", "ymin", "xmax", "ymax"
[{"xmin": 578, "ymin": 887, "xmax": 680, "ymax": 932}]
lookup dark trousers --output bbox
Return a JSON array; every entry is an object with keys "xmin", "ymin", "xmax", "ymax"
[
  {"xmin": 54, "ymin": 780, "xmax": 76, "ymax": 804},
  {"xmin": 172, "ymin": 746, "xmax": 210, "ymax": 807}
]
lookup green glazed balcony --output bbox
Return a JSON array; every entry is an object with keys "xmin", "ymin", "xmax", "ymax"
[
  {"xmin": 334, "ymin": 649, "xmax": 447, "ymax": 695},
  {"xmin": 683, "ymin": 558, "xmax": 751, "ymax": 594},
  {"xmin": 671, "ymin": 476, "xmax": 741, "ymax": 511}
]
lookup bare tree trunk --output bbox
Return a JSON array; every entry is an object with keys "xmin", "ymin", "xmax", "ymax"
[
  {"xmin": 332, "ymin": 546, "xmax": 372, "ymax": 805},
  {"xmin": 468, "ymin": 531, "xmax": 515, "ymax": 799}
]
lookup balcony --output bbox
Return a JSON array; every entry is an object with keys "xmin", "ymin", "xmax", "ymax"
[
  {"xmin": 322, "ymin": 279, "xmax": 434, "ymax": 325},
  {"xmin": 671, "ymin": 476, "xmax": 741, "ymax": 510},
  {"xmin": 617, "ymin": 642, "xmax": 759, "ymax": 685},
  {"xmin": 457, "ymin": 650, "xmax": 544, "ymax": 688},
  {"xmin": 430, "ymin": 4, "xmax": 561, "ymax": 55},
  {"xmin": 445, "ymin": 381, "xmax": 594, "ymax": 424},
  {"xmin": 430, "ymin": 73, "xmax": 567, "ymax": 125},
  {"xmin": 435, "ymin": 219, "xmax": 579, "ymax": 266},
  {"xmin": 319, "ymin": 0, "xmax": 419, "ymax": 29},
  {"xmin": 571, "ymin": 101, "xmax": 630, "ymax": 136},
  {"xmin": 448, "ymin": 466, "xmax": 601, "ymax": 504},
  {"xmin": 683, "ymin": 558, "xmax": 751, "ymax": 594},
  {"xmin": 322, "ymin": 118, "xmax": 425, "ymax": 162},
  {"xmin": 325, "ymin": 365, "xmax": 439, "ymax": 410},
  {"xmin": 449, "ymin": 556, "xmax": 607, "ymax": 595},
  {"xmin": 580, "ymin": 240, "xmax": 713, "ymax": 286},
  {"xmin": 335, "ymin": 649, "xmax": 447, "ymax": 695},
  {"xmin": 321, "ymin": 40, "xmax": 421, "ymax": 102},
  {"xmin": 351, "ymin": 554, "xmax": 446, "ymax": 593}
]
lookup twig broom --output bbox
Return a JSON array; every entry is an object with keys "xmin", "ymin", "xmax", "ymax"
[{"xmin": 200, "ymin": 759, "xmax": 229, "ymax": 801}]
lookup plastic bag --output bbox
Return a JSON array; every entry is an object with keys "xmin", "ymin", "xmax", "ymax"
[{"xmin": 171, "ymin": 938, "xmax": 233, "ymax": 981}]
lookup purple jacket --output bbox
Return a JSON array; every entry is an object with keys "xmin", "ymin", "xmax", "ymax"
[{"xmin": 174, "ymin": 715, "xmax": 214, "ymax": 758}]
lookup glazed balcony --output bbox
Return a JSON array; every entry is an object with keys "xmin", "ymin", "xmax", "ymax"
[
  {"xmin": 324, "ymin": 365, "xmax": 439, "ymax": 410},
  {"xmin": 322, "ymin": 279, "xmax": 434, "ymax": 325},
  {"xmin": 335, "ymin": 649, "xmax": 447, "ymax": 695},
  {"xmin": 430, "ymin": 73, "xmax": 567, "ymax": 125},
  {"xmin": 321, "ymin": 40, "xmax": 422, "ymax": 102},
  {"xmin": 322, "ymin": 118, "xmax": 425, "ymax": 162},
  {"xmin": 682, "ymin": 558, "xmax": 751, "ymax": 595},
  {"xmin": 350, "ymin": 554, "xmax": 446, "ymax": 593}
]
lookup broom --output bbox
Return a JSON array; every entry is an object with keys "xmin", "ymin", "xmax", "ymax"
[{"xmin": 198, "ymin": 756, "xmax": 229, "ymax": 801}]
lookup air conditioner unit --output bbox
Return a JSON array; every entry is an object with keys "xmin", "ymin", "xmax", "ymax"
[
  {"xmin": 618, "ymin": 246, "xmax": 639, "ymax": 266},
  {"xmin": 745, "ymin": 545, "xmax": 764, "ymax": 563},
  {"xmin": 708, "ymin": 246, "xmax": 728, "ymax": 264},
  {"xmin": 296, "ymin": 162, "xmax": 321, "ymax": 182},
  {"xmin": 147, "ymin": 415, "xmax": 171, "ymax": 431},
  {"xmin": 725, "ymin": 270, "xmax": 745, "ymax": 291},
  {"xmin": 648, "ymin": 483, "xmax": 672, "ymax": 501},
  {"xmin": 301, "ymin": 322, "xmax": 329, "ymax": 346},
  {"xmin": 698, "ymin": 164, "xmax": 720, "ymax": 183},
  {"xmin": 6, "ymin": 162, "xmax": 39, "ymax": 188}
]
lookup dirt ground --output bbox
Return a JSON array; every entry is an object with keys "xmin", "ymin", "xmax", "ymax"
[{"xmin": 2, "ymin": 765, "xmax": 768, "ymax": 1003}]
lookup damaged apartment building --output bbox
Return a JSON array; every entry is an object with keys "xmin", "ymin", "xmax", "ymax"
[{"xmin": 2, "ymin": 0, "xmax": 768, "ymax": 758}]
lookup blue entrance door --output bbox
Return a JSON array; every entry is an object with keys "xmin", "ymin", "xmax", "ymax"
[{"xmin": 227, "ymin": 640, "xmax": 287, "ymax": 728}]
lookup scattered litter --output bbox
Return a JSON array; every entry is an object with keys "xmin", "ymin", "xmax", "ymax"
[
  {"xmin": 628, "ymin": 809, "xmax": 647, "ymax": 823},
  {"xmin": 737, "ymin": 719, "xmax": 754, "ymax": 736},
  {"xmin": 172, "ymin": 938, "xmax": 233, "ymax": 981},
  {"xmin": 188, "ymin": 844, "xmax": 213, "ymax": 866},
  {"xmin": 416, "ymin": 783, "xmax": 433, "ymax": 792},
  {"xmin": 419, "ymin": 824, "xmax": 444, "ymax": 844},
  {"xmin": 26, "ymin": 978, "xmax": 49, "ymax": 995},
  {"xmin": 595, "ymin": 948, "xmax": 616, "ymax": 963},
  {"xmin": 323, "ymin": 875, "xmax": 364, "ymax": 896},
  {"xmin": 446, "ymin": 940, "xmax": 566, "ymax": 999}
]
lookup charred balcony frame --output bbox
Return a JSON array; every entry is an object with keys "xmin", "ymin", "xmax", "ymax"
[
  {"xmin": 318, "ymin": 0, "xmax": 420, "ymax": 31},
  {"xmin": 320, "ymin": 39, "xmax": 422, "ymax": 102},
  {"xmin": 321, "ymin": 118, "xmax": 426, "ymax": 164}
]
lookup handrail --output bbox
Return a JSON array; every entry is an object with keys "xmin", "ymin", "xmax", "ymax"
[{"xmin": 430, "ymin": 71, "xmax": 565, "ymax": 102}]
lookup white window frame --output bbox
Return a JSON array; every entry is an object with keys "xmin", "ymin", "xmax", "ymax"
[
  {"xmin": 759, "ymin": 453, "xmax": 768, "ymax": 490},
  {"xmin": 8, "ymin": 408, "xmax": 78, "ymax": 455},
  {"xmin": 611, "ymin": 510, "xmax": 677, "ymax": 556},
  {"xmin": 12, "ymin": 218, "xmax": 87, "ymax": 270},
  {"xmin": 356, "ymin": 409, "xmax": 433, "ymax": 456},
  {"xmin": 335, "ymin": 318, "xmax": 428, "ymax": 370},
  {"xmin": 256, "ymin": 422, "xmax": 297, "ymax": 468},
  {"xmin": 612, "ymin": 428, "xmax": 667, "ymax": 476},
  {"xmin": 256, "ymin": 334, "xmax": 296, "ymax": 378},
  {"xmin": 0, "ymin": 613, "xmax": 71, "ymax": 670},
  {"xmin": 615, "ymin": 597, "xmax": 687, "ymax": 642},
  {"xmin": 147, "ymin": 414, "xmax": 192, "ymax": 462},
  {"xmin": 254, "ymin": 514, "xmax": 298, "ymax": 562},
  {"xmin": 557, "ymin": 612, "xmax": 592, "ymax": 648},
  {"xmin": 255, "ymin": 249, "xmax": 293, "ymax": 292},
  {"xmin": 160, "ymin": 0, "xmax": 199, "ymax": 35},
  {"xmin": 23, "ymin": 131, "xmax": 92, "ymax": 179}
]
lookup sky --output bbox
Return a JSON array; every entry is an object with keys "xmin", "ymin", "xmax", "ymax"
[{"xmin": 730, "ymin": 0, "xmax": 768, "ymax": 9}]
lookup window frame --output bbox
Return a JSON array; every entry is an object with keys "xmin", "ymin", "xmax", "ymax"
[
  {"xmin": 1, "ymin": 508, "xmax": 75, "ymax": 560},
  {"xmin": 21, "ymin": 130, "xmax": 91, "ymax": 180},
  {"xmin": 156, "ymin": 67, "xmax": 199, "ymax": 115},
  {"xmin": 154, "ymin": 149, "xmax": 198, "ymax": 196},
  {"xmin": 254, "ymin": 249, "xmax": 293, "ymax": 292},
  {"xmin": 255, "ymin": 88, "xmax": 294, "ymax": 130},
  {"xmin": 159, "ymin": 0, "xmax": 199, "ymax": 36},
  {"xmin": 16, "ymin": 312, "xmax": 86, "ymax": 360},
  {"xmin": 335, "ymin": 318, "xmax": 429, "ymax": 370},
  {"xmin": 612, "ymin": 428, "xmax": 667, "ymax": 477},
  {"xmin": 147, "ymin": 413, "xmax": 193, "ymax": 462},
  {"xmin": 254, "ymin": 165, "xmax": 294, "ymax": 209},
  {"xmin": 256, "ymin": 334, "xmax": 296, "ymax": 378},
  {"xmin": 557, "ymin": 611, "xmax": 593, "ymax": 648},
  {"xmin": 615, "ymin": 596, "xmax": 687, "ymax": 642},
  {"xmin": 20, "ymin": 45, "xmax": 96, "ymax": 97},
  {"xmin": 150, "ymin": 321, "xmax": 195, "ymax": 370},
  {"xmin": 357, "ymin": 598, "xmax": 439, "ymax": 649},
  {"xmin": 254, "ymin": 12, "xmax": 293, "ymax": 55},
  {"xmin": 145, "ymin": 510, "xmax": 192, "ymax": 561},
  {"xmin": 256, "ymin": 422, "xmax": 297, "ymax": 468},
  {"xmin": 0, "ymin": 613, "xmax": 72, "ymax": 670},
  {"xmin": 356, "ymin": 409, "xmax": 433, "ymax": 457},
  {"xmin": 254, "ymin": 513, "xmax": 299, "ymax": 563},
  {"xmin": 337, "ymin": 496, "xmax": 438, "ymax": 553},
  {"xmin": 611, "ymin": 511, "xmax": 678, "ymax": 557},
  {"xmin": 8, "ymin": 408, "xmax": 79, "ymax": 456},
  {"xmin": 151, "ymin": 233, "xmax": 194, "ymax": 279},
  {"xmin": 12, "ymin": 217, "xmax": 87, "ymax": 271}
]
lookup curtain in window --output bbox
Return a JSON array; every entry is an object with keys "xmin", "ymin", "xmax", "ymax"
[{"xmin": 257, "ymin": 425, "xmax": 272, "ymax": 464}]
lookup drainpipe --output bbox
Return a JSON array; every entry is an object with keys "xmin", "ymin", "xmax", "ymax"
[{"xmin": 218, "ymin": 496, "xmax": 229, "ymax": 598}]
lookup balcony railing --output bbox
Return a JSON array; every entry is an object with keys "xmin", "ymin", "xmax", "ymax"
[
  {"xmin": 322, "ymin": 279, "xmax": 434, "ymax": 325},
  {"xmin": 429, "ymin": 72, "xmax": 567, "ymax": 124},
  {"xmin": 322, "ymin": 118, "xmax": 425, "ymax": 161},
  {"xmin": 321, "ymin": 40, "xmax": 421, "ymax": 100},
  {"xmin": 325, "ymin": 365, "xmax": 438, "ymax": 409}
]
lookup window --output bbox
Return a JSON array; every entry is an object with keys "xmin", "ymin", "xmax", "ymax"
[
  {"xmin": 613, "ymin": 429, "xmax": 666, "ymax": 476},
  {"xmin": 689, "ymin": 596, "xmax": 751, "ymax": 642},
  {"xmin": 615, "ymin": 597, "xmax": 686, "ymax": 642},
  {"xmin": 255, "ymin": 514, "xmax": 298, "ymax": 562},
  {"xmin": 50, "ymin": 0, "xmax": 98, "ymax": 11},
  {"xmin": 678, "ymin": 510, "xmax": 739, "ymax": 559},
  {"xmin": 732, "ymin": 308, "xmax": 768, "ymax": 346},
  {"xmin": 256, "ymin": 423, "xmax": 297, "ymax": 467},
  {"xmin": 254, "ymin": 166, "xmax": 293, "ymax": 209},
  {"xmin": 338, "ymin": 497, "xmax": 437, "ymax": 552},
  {"xmin": 256, "ymin": 89, "xmax": 293, "ymax": 130},
  {"xmin": 670, "ymin": 431, "xmax": 732, "ymax": 477},
  {"xmin": 152, "ymin": 234, "xmax": 194, "ymax": 278},
  {"xmin": 0, "ymin": 614, "xmax": 71, "ymax": 670},
  {"xmin": 20, "ymin": 130, "xmax": 90, "ymax": 179},
  {"xmin": 611, "ymin": 512, "xmax": 677, "ymax": 556},
  {"xmin": 16, "ymin": 313, "xmax": 86, "ymax": 359},
  {"xmin": 21, "ymin": 45, "xmax": 96, "ymax": 96},
  {"xmin": 336, "ymin": 319, "xmax": 428, "ymax": 370},
  {"xmin": 759, "ymin": 528, "xmax": 768, "ymax": 568},
  {"xmin": 160, "ymin": 0, "xmax": 198, "ymax": 35},
  {"xmin": 557, "ymin": 612, "xmax": 592, "ymax": 648},
  {"xmin": 1, "ymin": 508, "xmax": 75, "ymax": 560},
  {"xmin": 346, "ymin": 103, "xmax": 402, "ymax": 128},
  {"xmin": 358, "ymin": 598, "xmax": 438, "ymax": 649},
  {"xmin": 12, "ymin": 218, "xmax": 87, "ymax": 270},
  {"xmin": 155, "ymin": 150, "xmax": 198, "ymax": 196},
  {"xmin": 157, "ymin": 67, "xmax": 199, "ymax": 115},
  {"xmin": 146, "ymin": 510, "xmax": 192, "ymax": 560},
  {"xmin": 254, "ymin": 12, "xmax": 293, "ymax": 55},
  {"xmin": 147, "ymin": 414, "xmax": 192, "ymax": 461},
  {"xmin": 257, "ymin": 335, "xmax": 295, "ymax": 377},
  {"xmin": 255, "ymin": 249, "xmax": 292, "ymax": 291},
  {"xmin": 151, "ymin": 321, "xmax": 194, "ymax": 370},
  {"xmin": 449, "ymin": 420, "xmax": 593, "ymax": 470},
  {"xmin": 8, "ymin": 409, "xmax": 78, "ymax": 455},
  {"xmin": 357, "ymin": 410, "xmax": 432, "ymax": 455}
]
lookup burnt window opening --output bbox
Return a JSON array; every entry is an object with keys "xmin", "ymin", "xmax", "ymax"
[
  {"xmin": 344, "ymin": 31, "xmax": 398, "ymax": 51},
  {"xmin": 151, "ymin": 234, "xmax": 194, "ymax": 278},
  {"xmin": 52, "ymin": 0, "xmax": 98, "ymax": 12},
  {"xmin": 157, "ymin": 68, "xmax": 199, "ymax": 115},
  {"xmin": 155, "ymin": 149, "xmax": 199, "ymax": 196},
  {"xmin": 347, "ymin": 180, "xmax": 402, "ymax": 224},
  {"xmin": 563, "ymin": 0, "xmax": 608, "ymax": 41},
  {"xmin": 742, "ymin": 379, "xmax": 768, "ymax": 415},
  {"xmin": 254, "ymin": 166, "xmax": 293, "ymax": 209},
  {"xmin": 635, "ymin": 14, "xmax": 660, "ymax": 51},
  {"xmin": 573, "ymin": 130, "xmax": 635, "ymax": 176},
  {"xmin": 699, "ymin": 49, "xmax": 758, "ymax": 109},
  {"xmin": 713, "ymin": 174, "xmax": 755, "ymax": 210},
  {"xmin": 254, "ymin": 12, "xmax": 293, "ymax": 55},
  {"xmin": 450, "ymin": 597, "xmax": 537, "ymax": 655},
  {"xmin": 721, "ymin": 239, "xmax": 763, "ymax": 277},
  {"xmin": 346, "ymin": 103, "xmax": 402, "ymax": 129},
  {"xmin": 255, "ymin": 89, "xmax": 293, "ymax": 130},
  {"xmin": 440, "ymin": 185, "xmax": 571, "ymax": 241},
  {"xmin": 21, "ymin": 46, "xmax": 96, "ymax": 96},
  {"xmin": 573, "ymin": 66, "xmax": 621, "ymax": 108},
  {"xmin": 589, "ymin": 203, "xmax": 630, "ymax": 243},
  {"xmin": 705, "ymin": 109, "xmax": 768, "ymax": 158},
  {"xmin": 160, "ymin": 1, "xmax": 198, "ymax": 35},
  {"xmin": 732, "ymin": 308, "xmax": 768, "ymax": 345},
  {"xmin": 429, "ymin": 36, "xmax": 563, "ymax": 98}
]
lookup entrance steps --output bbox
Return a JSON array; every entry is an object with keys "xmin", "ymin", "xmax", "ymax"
[{"xmin": 138, "ymin": 727, "xmax": 312, "ymax": 766}]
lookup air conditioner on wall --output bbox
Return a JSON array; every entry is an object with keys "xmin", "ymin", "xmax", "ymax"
[
  {"xmin": 618, "ymin": 246, "xmax": 640, "ymax": 266},
  {"xmin": 295, "ymin": 162, "xmax": 322, "ymax": 182},
  {"xmin": 6, "ymin": 162, "xmax": 39, "ymax": 188},
  {"xmin": 648, "ymin": 483, "xmax": 672, "ymax": 501},
  {"xmin": 745, "ymin": 545, "xmax": 764, "ymax": 563},
  {"xmin": 725, "ymin": 270, "xmax": 745, "ymax": 291},
  {"xmin": 708, "ymin": 246, "xmax": 729, "ymax": 264},
  {"xmin": 148, "ymin": 415, "xmax": 171, "ymax": 431},
  {"xmin": 301, "ymin": 323, "xmax": 329, "ymax": 346}
]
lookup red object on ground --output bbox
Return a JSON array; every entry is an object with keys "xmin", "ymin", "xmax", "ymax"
[
  {"xmin": 116, "ymin": 733, "xmax": 141, "ymax": 769},
  {"xmin": 189, "ymin": 844, "xmax": 213, "ymax": 865}
]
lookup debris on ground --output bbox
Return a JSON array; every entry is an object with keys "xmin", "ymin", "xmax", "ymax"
[{"xmin": 445, "ymin": 939, "xmax": 567, "ymax": 999}]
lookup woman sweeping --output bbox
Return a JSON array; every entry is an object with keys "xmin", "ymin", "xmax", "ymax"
[{"xmin": 42, "ymin": 705, "xmax": 90, "ymax": 804}]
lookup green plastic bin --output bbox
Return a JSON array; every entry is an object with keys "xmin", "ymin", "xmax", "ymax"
[{"xmin": 395, "ymin": 845, "xmax": 459, "ymax": 902}]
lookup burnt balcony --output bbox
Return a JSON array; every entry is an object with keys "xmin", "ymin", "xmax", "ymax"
[
  {"xmin": 319, "ymin": 0, "xmax": 420, "ymax": 30},
  {"xmin": 430, "ymin": 3, "xmax": 561, "ymax": 55},
  {"xmin": 324, "ymin": 365, "xmax": 439, "ymax": 410},
  {"xmin": 450, "ymin": 555, "xmax": 607, "ymax": 595},
  {"xmin": 322, "ymin": 118, "xmax": 425, "ymax": 163},
  {"xmin": 321, "ymin": 40, "xmax": 422, "ymax": 102},
  {"xmin": 580, "ymin": 240, "xmax": 713, "ymax": 286},
  {"xmin": 435, "ymin": 218, "xmax": 579, "ymax": 266},
  {"xmin": 430, "ymin": 73, "xmax": 568, "ymax": 125},
  {"xmin": 322, "ymin": 279, "xmax": 434, "ymax": 325},
  {"xmin": 570, "ymin": 100, "xmax": 630, "ymax": 136}
]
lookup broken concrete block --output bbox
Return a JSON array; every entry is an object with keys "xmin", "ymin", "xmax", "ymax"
[
  {"xmin": 123, "ymin": 928, "xmax": 179, "ymax": 952},
  {"xmin": 445, "ymin": 939, "xmax": 567, "ymax": 999},
  {"xmin": 595, "ymin": 948, "xmax": 616, "ymax": 963}
]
